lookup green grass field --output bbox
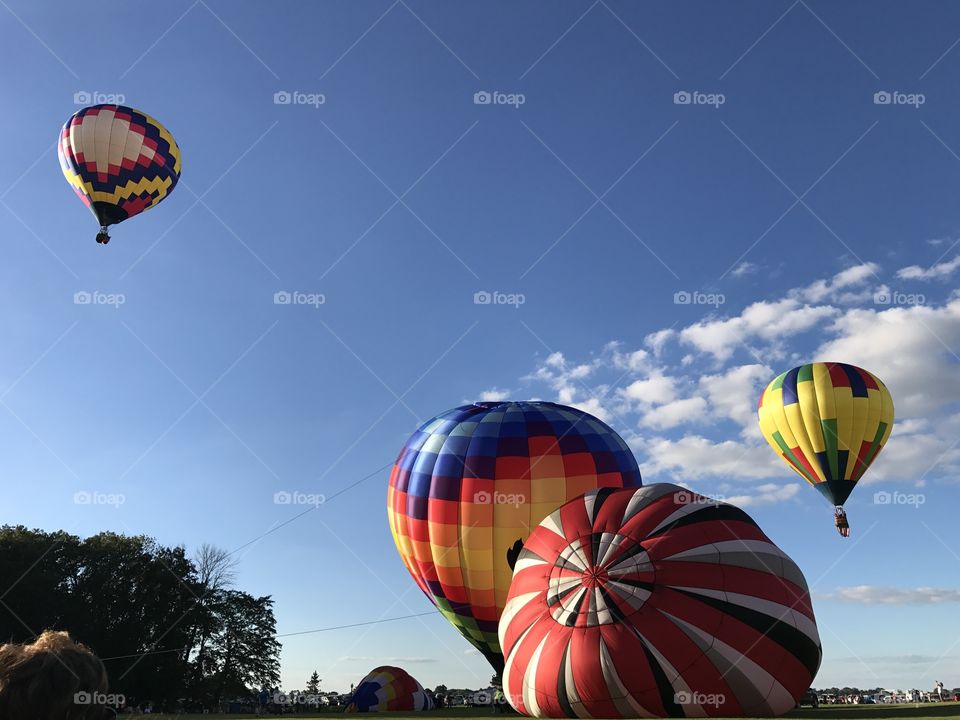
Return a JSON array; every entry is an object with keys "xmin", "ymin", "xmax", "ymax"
[{"xmin": 145, "ymin": 701, "xmax": 960, "ymax": 720}]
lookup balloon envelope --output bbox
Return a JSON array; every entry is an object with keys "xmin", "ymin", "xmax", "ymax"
[
  {"xmin": 500, "ymin": 484, "xmax": 821, "ymax": 718},
  {"xmin": 58, "ymin": 104, "xmax": 181, "ymax": 231},
  {"xmin": 758, "ymin": 362, "xmax": 893, "ymax": 506},
  {"xmin": 345, "ymin": 666, "xmax": 433, "ymax": 712},
  {"xmin": 387, "ymin": 401, "xmax": 642, "ymax": 673}
]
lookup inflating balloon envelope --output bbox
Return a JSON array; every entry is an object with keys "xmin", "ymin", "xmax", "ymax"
[
  {"xmin": 387, "ymin": 401, "xmax": 642, "ymax": 676},
  {"xmin": 499, "ymin": 484, "xmax": 821, "ymax": 718}
]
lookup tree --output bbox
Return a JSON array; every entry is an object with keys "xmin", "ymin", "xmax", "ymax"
[
  {"xmin": 307, "ymin": 671, "xmax": 321, "ymax": 695},
  {"xmin": 0, "ymin": 526, "xmax": 280, "ymax": 713},
  {"xmin": 184, "ymin": 544, "xmax": 238, "ymax": 693},
  {"xmin": 207, "ymin": 591, "xmax": 281, "ymax": 706}
]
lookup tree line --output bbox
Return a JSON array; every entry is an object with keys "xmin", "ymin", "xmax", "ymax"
[{"xmin": 0, "ymin": 526, "xmax": 280, "ymax": 712}]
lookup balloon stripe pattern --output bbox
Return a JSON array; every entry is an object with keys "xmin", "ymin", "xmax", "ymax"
[
  {"xmin": 58, "ymin": 104, "xmax": 181, "ymax": 228},
  {"xmin": 345, "ymin": 666, "xmax": 434, "ymax": 712},
  {"xmin": 757, "ymin": 362, "xmax": 893, "ymax": 507},
  {"xmin": 387, "ymin": 402, "xmax": 642, "ymax": 671},
  {"xmin": 500, "ymin": 485, "xmax": 821, "ymax": 718}
]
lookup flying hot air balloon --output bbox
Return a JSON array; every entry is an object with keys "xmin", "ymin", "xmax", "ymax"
[
  {"xmin": 758, "ymin": 362, "xmax": 894, "ymax": 536},
  {"xmin": 386, "ymin": 401, "xmax": 642, "ymax": 676},
  {"xmin": 499, "ymin": 484, "xmax": 822, "ymax": 718},
  {"xmin": 58, "ymin": 104, "xmax": 181, "ymax": 244}
]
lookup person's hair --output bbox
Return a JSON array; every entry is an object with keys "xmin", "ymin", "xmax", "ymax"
[{"xmin": 0, "ymin": 630, "xmax": 109, "ymax": 719}]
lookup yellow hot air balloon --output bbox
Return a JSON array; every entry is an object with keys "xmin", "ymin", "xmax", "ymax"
[{"xmin": 758, "ymin": 362, "xmax": 894, "ymax": 536}]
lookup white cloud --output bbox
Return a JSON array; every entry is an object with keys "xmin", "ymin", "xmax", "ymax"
[
  {"xmin": 644, "ymin": 329, "xmax": 675, "ymax": 356},
  {"xmin": 724, "ymin": 482, "xmax": 801, "ymax": 507},
  {"xmin": 791, "ymin": 262, "xmax": 879, "ymax": 303},
  {"xmin": 477, "ymin": 388, "xmax": 510, "ymax": 402},
  {"xmin": 621, "ymin": 371, "xmax": 678, "ymax": 406},
  {"xmin": 504, "ymin": 262, "xmax": 960, "ymax": 489},
  {"xmin": 816, "ymin": 300, "xmax": 960, "ymax": 417},
  {"xmin": 680, "ymin": 299, "xmax": 837, "ymax": 361},
  {"xmin": 640, "ymin": 397, "xmax": 708, "ymax": 429},
  {"xmin": 731, "ymin": 261, "xmax": 758, "ymax": 278},
  {"xmin": 699, "ymin": 363, "xmax": 772, "ymax": 433},
  {"xmin": 896, "ymin": 255, "xmax": 960, "ymax": 281},
  {"xmin": 636, "ymin": 434, "xmax": 781, "ymax": 480},
  {"xmin": 609, "ymin": 342, "xmax": 650, "ymax": 372},
  {"xmin": 817, "ymin": 586, "xmax": 960, "ymax": 605}
]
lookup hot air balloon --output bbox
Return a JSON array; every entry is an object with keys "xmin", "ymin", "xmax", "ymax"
[
  {"xmin": 58, "ymin": 104, "xmax": 181, "ymax": 244},
  {"xmin": 499, "ymin": 484, "xmax": 822, "ymax": 718},
  {"xmin": 387, "ymin": 401, "xmax": 642, "ymax": 676},
  {"xmin": 345, "ymin": 666, "xmax": 434, "ymax": 712},
  {"xmin": 758, "ymin": 362, "xmax": 894, "ymax": 536}
]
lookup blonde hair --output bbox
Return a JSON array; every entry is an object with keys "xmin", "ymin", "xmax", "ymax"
[{"xmin": 0, "ymin": 630, "xmax": 108, "ymax": 719}]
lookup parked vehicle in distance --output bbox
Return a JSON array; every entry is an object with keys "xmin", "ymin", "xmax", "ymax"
[{"xmin": 797, "ymin": 690, "xmax": 819, "ymax": 708}]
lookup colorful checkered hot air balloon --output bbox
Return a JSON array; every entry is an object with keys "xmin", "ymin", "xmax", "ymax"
[
  {"xmin": 58, "ymin": 104, "xmax": 181, "ymax": 244},
  {"xmin": 386, "ymin": 401, "xmax": 642, "ymax": 675},
  {"xmin": 758, "ymin": 362, "xmax": 894, "ymax": 536},
  {"xmin": 345, "ymin": 666, "xmax": 434, "ymax": 712},
  {"xmin": 499, "ymin": 484, "xmax": 822, "ymax": 718}
]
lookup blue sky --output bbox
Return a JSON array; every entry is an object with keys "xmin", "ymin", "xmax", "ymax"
[{"xmin": 1, "ymin": 0, "xmax": 960, "ymax": 695}]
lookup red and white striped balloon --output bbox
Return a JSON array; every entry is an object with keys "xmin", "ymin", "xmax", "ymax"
[{"xmin": 499, "ymin": 484, "xmax": 821, "ymax": 718}]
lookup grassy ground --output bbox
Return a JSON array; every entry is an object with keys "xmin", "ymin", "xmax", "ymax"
[{"xmin": 145, "ymin": 701, "xmax": 960, "ymax": 720}]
